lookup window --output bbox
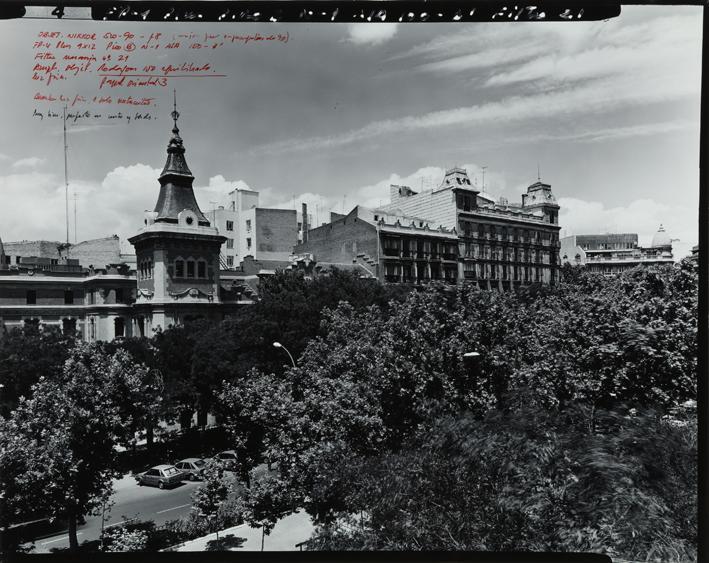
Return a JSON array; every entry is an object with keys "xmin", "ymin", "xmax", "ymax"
[
  {"xmin": 226, "ymin": 238, "xmax": 234, "ymax": 249},
  {"xmin": 64, "ymin": 290, "xmax": 73, "ymax": 304},
  {"xmin": 62, "ymin": 318, "xmax": 76, "ymax": 335},
  {"xmin": 246, "ymin": 238, "xmax": 252, "ymax": 251},
  {"xmin": 246, "ymin": 219, "xmax": 252, "ymax": 232},
  {"xmin": 114, "ymin": 317, "xmax": 125, "ymax": 338},
  {"xmin": 186, "ymin": 260, "xmax": 195, "ymax": 278},
  {"xmin": 226, "ymin": 220, "xmax": 234, "ymax": 231},
  {"xmin": 15, "ymin": 256, "xmax": 21, "ymax": 264},
  {"xmin": 175, "ymin": 259, "xmax": 184, "ymax": 278},
  {"xmin": 115, "ymin": 288, "xmax": 124, "ymax": 303},
  {"xmin": 226, "ymin": 256, "xmax": 234, "ymax": 266},
  {"xmin": 26, "ymin": 290, "xmax": 36, "ymax": 304},
  {"xmin": 198, "ymin": 261, "xmax": 206, "ymax": 278}
]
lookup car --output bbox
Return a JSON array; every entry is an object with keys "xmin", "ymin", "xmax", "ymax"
[
  {"xmin": 135, "ymin": 464, "xmax": 185, "ymax": 489},
  {"xmin": 175, "ymin": 458, "xmax": 207, "ymax": 481},
  {"xmin": 213, "ymin": 450, "xmax": 238, "ymax": 471}
]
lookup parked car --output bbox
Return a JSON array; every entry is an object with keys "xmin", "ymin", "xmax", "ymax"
[
  {"xmin": 175, "ymin": 458, "xmax": 207, "ymax": 481},
  {"xmin": 213, "ymin": 450, "xmax": 238, "ymax": 471},
  {"xmin": 135, "ymin": 465, "xmax": 185, "ymax": 489}
]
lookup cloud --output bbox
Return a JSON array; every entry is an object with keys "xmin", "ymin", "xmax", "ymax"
[
  {"xmin": 250, "ymin": 68, "xmax": 698, "ymax": 156},
  {"xmin": 12, "ymin": 157, "xmax": 46, "ymax": 169},
  {"xmin": 559, "ymin": 197, "xmax": 697, "ymax": 260},
  {"xmin": 273, "ymin": 164, "xmax": 509, "ymax": 226},
  {"xmin": 345, "ymin": 23, "xmax": 398, "ymax": 45}
]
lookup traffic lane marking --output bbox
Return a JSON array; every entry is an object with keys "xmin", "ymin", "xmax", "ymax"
[
  {"xmin": 156, "ymin": 503, "xmax": 192, "ymax": 514},
  {"xmin": 105, "ymin": 517, "xmax": 138, "ymax": 529},
  {"xmin": 41, "ymin": 532, "xmax": 83, "ymax": 545}
]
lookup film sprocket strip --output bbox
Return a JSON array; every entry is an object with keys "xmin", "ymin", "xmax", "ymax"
[
  {"xmin": 92, "ymin": 2, "xmax": 620, "ymax": 22},
  {"xmin": 0, "ymin": 2, "xmax": 621, "ymax": 22}
]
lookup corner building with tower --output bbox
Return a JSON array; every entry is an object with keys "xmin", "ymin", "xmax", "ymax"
[
  {"xmin": 296, "ymin": 167, "xmax": 563, "ymax": 289},
  {"xmin": 0, "ymin": 106, "xmax": 247, "ymax": 340}
]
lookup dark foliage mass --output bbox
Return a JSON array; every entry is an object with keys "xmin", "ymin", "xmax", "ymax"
[
  {"xmin": 217, "ymin": 262, "xmax": 698, "ymax": 560},
  {"xmin": 0, "ymin": 264, "xmax": 698, "ymax": 559}
]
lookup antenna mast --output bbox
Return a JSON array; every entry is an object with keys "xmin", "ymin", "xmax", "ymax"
[
  {"xmin": 73, "ymin": 191, "xmax": 77, "ymax": 243},
  {"xmin": 537, "ymin": 163, "xmax": 541, "ymax": 182},
  {"xmin": 481, "ymin": 166, "xmax": 488, "ymax": 193},
  {"xmin": 63, "ymin": 105, "xmax": 70, "ymax": 247}
]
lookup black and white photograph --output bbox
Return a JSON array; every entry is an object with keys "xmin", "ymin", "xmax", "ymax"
[{"xmin": 0, "ymin": 1, "xmax": 701, "ymax": 560}]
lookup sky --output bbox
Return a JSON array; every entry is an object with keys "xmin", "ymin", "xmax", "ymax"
[{"xmin": 0, "ymin": 6, "xmax": 702, "ymax": 259}]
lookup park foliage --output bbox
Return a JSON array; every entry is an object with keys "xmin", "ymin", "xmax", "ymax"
[{"xmin": 0, "ymin": 262, "xmax": 698, "ymax": 558}]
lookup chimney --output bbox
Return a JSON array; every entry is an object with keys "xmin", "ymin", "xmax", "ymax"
[{"xmin": 301, "ymin": 202, "xmax": 308, "ymax": 244}]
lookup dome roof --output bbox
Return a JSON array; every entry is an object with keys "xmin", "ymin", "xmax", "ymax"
[{"xmin": 651, "ymin": 224, "xmax": 672, "ymax": 248}]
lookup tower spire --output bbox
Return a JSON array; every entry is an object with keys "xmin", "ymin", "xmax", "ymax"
[
  {"xmin": 172, "ymin": 88, "xmax": 179, "ymax": 131},
  {"xmin": 160, "ymin": 89, "xmax": 193, "ymax": 179},
  {"xmin": 153, "ymin": 96, "xmax": 208, "ymax": 225},
  {"xmin": 537, "ymin": 162, "xmax": 541, "ymax": 182}
]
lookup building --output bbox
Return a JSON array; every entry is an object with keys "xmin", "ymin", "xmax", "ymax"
[
  {"xmin": 0, "ymin": 106, "xmax": 254, "ymax": 340},
  {"xmin": 205, "ymin": 190, "xmax": 311, "ymax": 269},
  {"xmin": 295, "ymin": 167, "xmax": 562, "ymax": 289},
  {"xmin": 560, "ymin": 225, "xmax": 675, "ymax": 275},
  {"xmin": 3, "ymin": 235, "xmax": 136, "ymax": 270}
]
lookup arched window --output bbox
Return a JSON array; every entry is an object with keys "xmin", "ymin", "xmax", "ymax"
[
  {"xmin": 197, "ymin": 260, "xmax": 206, "ymax": 278},
  {"xmin": 175, "ymin": 259, "xmax": 185, "ymax": 278},
  {"xmin": 186, "ymin": 259, "xmax": 195, "ymax": 278}
]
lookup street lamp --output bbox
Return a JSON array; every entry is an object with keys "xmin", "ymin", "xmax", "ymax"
[{"xmin": 273, "ymin": 342, "xmax": 296, "ymax": 368}]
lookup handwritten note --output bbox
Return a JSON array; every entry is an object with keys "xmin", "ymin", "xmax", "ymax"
[{"xmin": 31, "ymin": 30, "xmax": 289, "ymax": 123}]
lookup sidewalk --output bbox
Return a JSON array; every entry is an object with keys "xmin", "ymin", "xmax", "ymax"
[{"xmin": 168, "ymin": 510, "xmax": 315, "ymax": 552}]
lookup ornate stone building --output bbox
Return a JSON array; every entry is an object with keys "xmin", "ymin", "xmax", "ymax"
[
  {"xmin": 560, "ymin": 225, "xmax": 675, "ymax": 275},
  {"xmin": 128, "ymin": 103, "xmax": 238, "ymax": 335},
  {"xmin": 295, "ymin": 167, "xmax": 562, "ymax": 289}
]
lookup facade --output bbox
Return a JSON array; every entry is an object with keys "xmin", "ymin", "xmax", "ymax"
[
  {"xmin": 3, "ymin": 235, "xmax": 136, "ymax": 270},
  {"xmin": 296, "ymin": 167, "xmax": 562, "ymax": 289},
  {"xmin": 560, "ymin": 225, "xmax": 674, "ymax": 275},
  {"xmin": 205, "ymin": 189, "xmax": 309, "ymax": 268},
  {"xmin": 0, "ymin": 107, "xmax": 253, "ymax": 340}
]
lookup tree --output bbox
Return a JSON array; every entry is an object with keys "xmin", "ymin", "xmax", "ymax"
[
  {"xmin": 2, "ymin": 343, "xmax": 149, "ymax": 550},
  {"xmin": 0, "ymin": 323, "xmax": 75, "ymax": 417},
  {"xmin": 191, "ymin": 460, "xmax": 231, "ymax": 537},
  {"xmin": 306, "ymin": 403, "xmax": 696, "ymax": 560},
  {"xmin": 241, "ymin": 473, "xmax": 298, "ymax": 551}
]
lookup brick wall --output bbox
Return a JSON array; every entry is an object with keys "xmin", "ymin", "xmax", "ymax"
[
  {"xmin": 254, "ymin": 209, "xmax": 298, "ymax": 261},
  {"xmin": 295, "ymin": 213, "xmax": 378, "ymax": 265},
  {"xmin": 4, "ymin": 240, "xmax": 61, "ymax": 264},
  {"xmin": 65, "ymin": 236, "xmax": 123, "ymax": 268}
]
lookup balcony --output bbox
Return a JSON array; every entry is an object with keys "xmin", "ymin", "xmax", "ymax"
[
  {"xmin": 384, "ymin": 274, "xmax": 401, "ymax": 283},
  {"xmin": 442, "ymin": 252, "xmax": 458, "ymax": 261},
  {"xmin": 383, "ymin": 248, "xmax": 401, "ymax": 257},
  {"xmin": 401, "ymin": 250, "xmax": 413, "ymax": 259},
  {"xmin": 463, "ymin": 271, "xmax": 476, "ymax": 279}
]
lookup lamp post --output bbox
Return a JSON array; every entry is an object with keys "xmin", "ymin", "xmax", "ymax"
[{"xmin": 272, "ymin": 342, "xmax": 296, "ymax": 368}]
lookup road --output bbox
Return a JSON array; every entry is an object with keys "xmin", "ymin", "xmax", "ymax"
[{"xmin": 29, "ymin": 474, "xmax": 202, "ymax": 553}]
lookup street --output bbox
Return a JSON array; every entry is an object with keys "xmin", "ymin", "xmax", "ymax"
[{"xmin": 29, "ymin": 474, "xmax": 201, "ymax": 553}]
